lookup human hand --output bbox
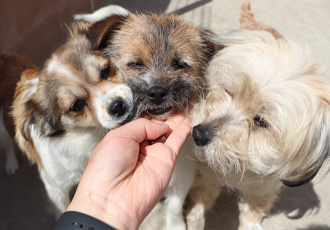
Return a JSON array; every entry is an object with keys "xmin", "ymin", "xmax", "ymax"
[{"xmin": 67, "ymin": 115, "xmax": 191, "ymax": 230}]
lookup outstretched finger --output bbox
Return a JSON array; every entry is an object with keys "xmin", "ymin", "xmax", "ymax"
[
  {"xmin": 106, "ymin": 118, "xmax": 170, "ymax": 144},
  {"xmin": 165, "ymin": 118, "xmax": 191, "ymax": 156}
]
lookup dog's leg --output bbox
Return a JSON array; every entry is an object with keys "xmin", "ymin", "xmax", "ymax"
[
  {"xmin": 187, "ymin": 162, "xmax": 220, "ymax": 222},
  {"xmin": 237, "ymin": 185, "xmax": 281, "ymax": 230},
  {"xmin": 165, "ymin": 192, "xmax": 189, "ymax": 230},
  {"xmin": 4, "ymin": 139, "xmax": 19, "ymax": 175},
  {"xmin": 40, "ymin": 170, "xmax": 71, "ymax": 217},
  {"xmin": 1, "ymin": 114, "xmax": 19, "ymax": 175},
  {"xmin": 165, "ymin": 138, "xmax": 197, "ymax": 230}
]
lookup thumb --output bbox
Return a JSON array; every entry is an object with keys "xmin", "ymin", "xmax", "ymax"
[
  {"xmin": 165, "ymin": 117, "xmax": 191, "ymax": 156},
  {"xmin": 106, "ymin": 118, "xmax": 170, "ymax": 144}
]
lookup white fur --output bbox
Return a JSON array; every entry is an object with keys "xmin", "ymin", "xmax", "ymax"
[
  {"xmin": 74, "ymin": 5, "xmax": 129, "ymax": 23},
  {"xmin": 14, "ymin": 52, "xmax": 134, "ymax": 216},
  {"xmin": 93, "ymin": 84, "xmax": 133, "ymax": 128},
  {"xmin": 191, "ymin": 29, "xmax": 330, "ymax": 229},
  {"xmin": 47, "ymin": 57, "xmax": 83, "ymax": 84},
  {"xmin": 31, "ymin": 125, "xmax": 106, "ymax": 215},
  {"xmin": 29, "ymin": 81, "xmax": 133, "ymax": 215},
  {"xmin": 164, "ymin": 136, "xmax": 197, "ymax": 230},
  {"xmin": 20, "ymin": 78, "xmax": 39, "ymax": 102}
]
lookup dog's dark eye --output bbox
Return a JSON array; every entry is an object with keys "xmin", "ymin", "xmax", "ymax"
[
  {"xmin": 70, "ymin": 99, "xmax": 87, "ymax": 112},
  {"xmin": 253, "ymin": 116, "xmax": 269, "ymax": 128},
  {"xmin": 100, "ymin": 65, "xmax": 110, "ymax": 80},
  {"xmin": 128, "ymin": 60, "xmax": 144, "ymax": 69},
  {"xmin": 172, "ymin": 58, "xmax": 189, "ymax": 70}
]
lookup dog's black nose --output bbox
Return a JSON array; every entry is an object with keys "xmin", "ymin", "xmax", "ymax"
[
  {"xmin": 108, "ymin": 98, "xmax": 127, "ymax": 117},
  {"xmin": 147, "ymin": 86, "xmax": 168, "ymax": 105},
  {"xmin": 192, "ymin": 124, "xmax": 212, "ymax": 146}
]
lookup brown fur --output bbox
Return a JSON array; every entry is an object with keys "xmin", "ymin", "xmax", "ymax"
[
  {"xmin": 84, "ymin": 12, "xmax": 221, "ymax": 229},
  {"xmin": 88, "ymin": 13, "xmax": 221, "ymax": 119},
  {"xmin": 10, "ymin": 20, "xmax": 135, "ymax": 215},
  {"xmin": 0, "ymin": 53, "xmax": 40, "ymax": 170},
  {"xmin": 13, "ymin": 21, "xmax": 129, "ymax": 142},
  {"xmin": 240, "ymin": 0, "xmax": 283, "ymax": 39},
  {"xmin": 0, "ymin": 53, "xmax": 37, "ymax": 137},
  {"xmin": 10, "ymin": 21, "xmax": 134, "ymax": 171},
  {"xmin": 12, "ymin": 69, "xmax": 42, "ymax": 168}
]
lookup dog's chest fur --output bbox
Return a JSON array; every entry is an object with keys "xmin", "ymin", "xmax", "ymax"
[{"xmin": 30, "ymin": 126, "xmax": 105, "ymax": 182}]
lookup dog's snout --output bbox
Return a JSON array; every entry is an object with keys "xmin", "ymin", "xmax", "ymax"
[
  {"xmin": 192, "ymin": 124, "xmax": 212, "ymax": 146},
  {"xmin": 108, "ymin": 98, "xmax": 127, "ymax": 117},
  {"xmin": 147, "ymin": 86, "xmax": 168, "ymax": 105}
]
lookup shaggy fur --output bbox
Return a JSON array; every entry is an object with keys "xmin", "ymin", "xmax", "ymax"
[
  {"xmin": 11, "ymin": 21, "xmax": 135, "ymax": 216},
  {"xmin": 76, "ymin": 7, "xmax": 221, "ymax": 230},
  {"xmin": 191, "ymin": 1, "xmax": 330, "ymax": 229}
]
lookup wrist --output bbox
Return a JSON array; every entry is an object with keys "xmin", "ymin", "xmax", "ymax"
[
  {"xmin": 54, "ymin": 211, "xmax": 116, "ymax": 230},
  {"xmin": 67, "ymin": 188, "xmax": 138, "ymax": 230}
]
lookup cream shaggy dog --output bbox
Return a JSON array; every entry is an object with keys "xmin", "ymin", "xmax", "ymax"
[{"xmin": 190, "ymin": 1, "xmax": 330, "ymax": 229}]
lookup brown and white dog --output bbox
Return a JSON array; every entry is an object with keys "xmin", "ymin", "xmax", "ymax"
[
  {"xmin": 75, "ymin": 6, "xmax": 221, "ymax": 230},
  {"xmin": 0, "ymin": 53, "xmax": 37, "ymax": 175},
  {"xmin": 191, "ymin": 0, "xmax": 330, "ymax": 229},
  {"xmin": 10, "ymin": 21, "xmax": 135, "ymax": 216}
]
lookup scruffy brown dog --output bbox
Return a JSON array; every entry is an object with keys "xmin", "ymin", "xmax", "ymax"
[
  {"xmin": 78, "ymin": 8, "xmax": 221, "ymax": 230},
  {"xmin": 87, "ymin": 13, "xmax": 219, "ymax": 119},
  {"xmin": 109, "ymin": 14, "xmax": 218, "ymax": 119}
]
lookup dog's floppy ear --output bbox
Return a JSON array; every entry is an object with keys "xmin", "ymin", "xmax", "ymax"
[
  {"xmin": 13, "ymin": 69, "xmax": 39, "ymax": 141},
  {"xmin": 13, "ymin": 70, "xmax": 64, "ymax": 141},
  {"xmin": 21, "ymin": 100, "xmax": 64, "ymax": 140},
  {"xmin": 87, "ymin": 14, "xmax": 128, "ymax": 50},
  {"xmin": 201, "ymin": 29, "xmax": 224, "ymax": 62},
  {"xmin": 281, "ymin": 145, "xmax": 329, "ymax": 187},
  {"xmin": 282, "ymin": 168, "xmax": 322, "ymax": 187},
  {"xmin": 282, "ymin": 83, "xmax": 330, "ymax": 187}
]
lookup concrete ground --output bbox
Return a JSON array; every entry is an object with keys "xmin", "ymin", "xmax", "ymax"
[{"xmin": 1, "ymin": 0, "xmax": 330, "ymax": 230}]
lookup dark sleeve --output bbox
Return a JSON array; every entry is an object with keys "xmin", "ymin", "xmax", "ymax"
[{"xmin": 54, "ymin": 211, "xmax": 116, "ymax": 230}]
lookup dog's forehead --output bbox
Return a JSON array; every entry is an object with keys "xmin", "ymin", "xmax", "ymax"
[
  {"xmin": 113, "ymin": 14, "xmax": 203, "ymax": 62},
  {"xmin": 45, "ymin": 56, "xmax": 81, "ymax": 83},
  {"xmin": 42, "ymin": 50, "xmax": 124, "ymax": 102},
  {"xmin": 45, "ymin": 49, "xmax": 110, "ymax": 83},
  {"xmin": 44, "ymin": 30, "xmax": 110, "ymax": 80}
]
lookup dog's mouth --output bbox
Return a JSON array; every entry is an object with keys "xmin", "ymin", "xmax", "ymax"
[{"xmin": 147, "ymin": 106, "xmax": 172, "ymax": 115}]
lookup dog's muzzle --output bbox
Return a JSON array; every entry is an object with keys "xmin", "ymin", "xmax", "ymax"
[
  {"xmin": 146, "ymin": 85, "xmax": 172, "ymax": 115},
  {"xmin": 192, "ymin": 124, "xmax": 212, "ymax": 146}
]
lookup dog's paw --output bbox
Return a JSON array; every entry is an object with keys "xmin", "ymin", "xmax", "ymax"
[
  {"xmin": 166, "ymin": 216, "xmax": 186, "ymax": 230},
  {"xmin": 5, "ymin": 155, "xmax": 19, "ymax": 175},
  {"xmin": 244, "ymin": 223, "xmax": 263, "ymax": 230},
  {"xmin": 166, "ymin": 221, "xmax": 186, "ymax": 230},
  {"xmin": 187, "ymin": 203, "xmax": 205, "ymax": 222}
]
